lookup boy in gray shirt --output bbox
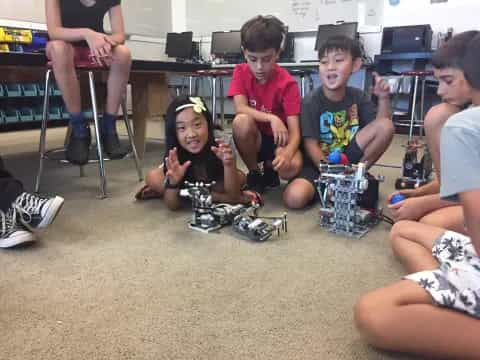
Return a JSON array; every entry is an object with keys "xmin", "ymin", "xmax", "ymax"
[
  {"xmin": 284, "ymin": 36, "xmax": 393, "ymax": 209},
  {"xmin": 354, "ymin": 31, "xmax": 480, "ymax": 359}
]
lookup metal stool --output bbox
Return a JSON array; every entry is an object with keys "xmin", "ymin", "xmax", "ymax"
[
  {"xmin": 194, "ymin": 69, "xmax": 233, "ymax": 128},
  {"xmin": 396, "ymin": 70, "xmax": 434, "ymax": 140},
  {"xmin": 35, "ymin": 62, "xmax": 143, "ymax": 199},
  {"xmin": 289, "ymin": 69, "xmax": 315, "ymax": 98}
]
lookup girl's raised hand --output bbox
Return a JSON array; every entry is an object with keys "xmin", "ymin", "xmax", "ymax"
[
  {"xmin": 165, "ymin": 147, "xmax": 191, "ymax": 186},
  {"xmin": 212, "ymin": 139, "xmax": 235, "ymax": 167}
]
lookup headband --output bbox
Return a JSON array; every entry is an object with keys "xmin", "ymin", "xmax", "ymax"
[{"xmin": 175, "ymin": 97, "xmax": 207, "ymax": 114}]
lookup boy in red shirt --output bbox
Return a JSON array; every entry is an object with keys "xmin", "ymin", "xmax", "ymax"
[{"xmin": 228, "ymin": 15, "xmax": 302, "ymax": 197}]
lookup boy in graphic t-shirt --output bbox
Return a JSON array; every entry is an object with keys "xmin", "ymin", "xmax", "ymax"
[{"xmin": 284, "ymin": 35, "xmax": 394, "ymax": 209}]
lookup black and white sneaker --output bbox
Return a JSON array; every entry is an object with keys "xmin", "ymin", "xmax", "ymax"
[
  {"xmin": 263, "ymin": 166, "xmax": 280, "ymax": 189},
  {"xmin": 0, "ymin": 208, "xmax": 36, "ymax": 248},
  {"xmin": 246, "ymin": 169, "xmax": 266, "ymax": 194},
  {"xmin": 14, "ymin": 192, "xmax": 64, "ymax": 230}
]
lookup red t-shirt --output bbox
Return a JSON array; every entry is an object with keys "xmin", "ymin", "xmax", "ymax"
[{"xmin": 227, "ymin": 63, "xmax": 301, "ymax": 136}]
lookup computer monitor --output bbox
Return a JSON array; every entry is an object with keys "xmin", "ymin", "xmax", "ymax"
[
  {"xmin": 314, "ymin": 22, "xmax": 358, "ymax": 51},
  {"xmin": 165, "ymin": 31, "xmax": 193, "ymax": 60},
  {"xmin": 211, "ymin": 31, "xmax": 242, "ymax": 58},
  {"xmin": 279, "ymin": 32, "xmax": 295, "ymax": 62}
]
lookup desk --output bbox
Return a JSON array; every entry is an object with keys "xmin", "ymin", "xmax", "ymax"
[{"xmin": 0, "ymin": 53, "xmax": 209, "ymax": 159}]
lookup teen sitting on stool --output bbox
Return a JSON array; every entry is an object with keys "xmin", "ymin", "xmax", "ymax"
[{"xmin": 45, "ymin": 0, "xmax": 131, "ymax": 165}]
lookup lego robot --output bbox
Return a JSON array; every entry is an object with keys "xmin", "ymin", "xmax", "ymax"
[
  {"xmin": 180, "ymin": 181, "xmax": 247, "ymax": 233},
  {"xmin": 180, "ymin": 181, "xmax": 287, "ymax": 241},
  {"xmin": 395, "ymin": 139, "xmax": 433, "ymax": 190},
  {"xmin": 232, "ymin": 205, "xmax": 287, "ymax": 242},
  {"xmin": 315, "ymin": 162, "xmax": 382, "ymax": 238}
]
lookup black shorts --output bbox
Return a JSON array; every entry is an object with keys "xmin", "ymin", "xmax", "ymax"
[{"xmin": 257, "ymin": 132, "xmax": 276, "ymax": 163}]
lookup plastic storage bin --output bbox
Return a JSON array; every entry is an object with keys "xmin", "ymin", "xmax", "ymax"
[
  {"xmin": 51, "ymin": 83, "xmax": 62, "ymax": 96},
  {"xmin": 19, "ymin": 107, "xmax": 35, "ymax": 122},
  {"xmin": 21, "ymin": 83, "xmax": 38, "ymax": 97},
  {"xmin": 33, "ymin": 106, "xmax": 44, "ymax": 121},
  {"xmin": 61, "ymin": 106, "xmax": 70, "ymax": 120},
  {"xmin": 3, "ymin": 108, "xmax": 20, "ymax": 123},
  {"xmin": 49, "ymin": 106, "xmax": 62, "ymax": 120},
  {"xmin": 5, "ymin": 83, "xmax": 22, "ymax": 97}
]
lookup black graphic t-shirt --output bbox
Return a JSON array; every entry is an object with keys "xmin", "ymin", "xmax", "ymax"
[
  {"xmin": 301, "ymin": 86, "xmax": 377, "ymax": 153},
  {"xmin": 60, "ymin": 0, "xmax": 121, "ymax": 46}
]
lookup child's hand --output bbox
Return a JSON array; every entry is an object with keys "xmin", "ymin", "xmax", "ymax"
[
  {"xmin": 165, "ymin": 147, "xmax": 191, "ymax": 186},
  {"xmin": 372, "ymin": 72, "xmax": 390, "ymax": 99},
  {"xmin": 387, "ymin": 189, "xmax": 417, "ymax": 203},
  {"xmin": 212, "ymin": 139, "xmax": 235, "ymax": 167},
  {"xmin": 272, "ymin": 146, "xmax": 291, "ymax": 172},
  {"xmin": 388, "ymin": 196, "xmax": 427, "ymax": 222},
  {"xmin": 269, "ymin": 115, "xmax": 289, "ymax": 147},
  {"xmin": 85, "ymin": 30, "xmax": 113, "ymax": 66}
]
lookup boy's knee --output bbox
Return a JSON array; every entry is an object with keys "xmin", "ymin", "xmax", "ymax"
[
  {"xmin": 283, "ymin": 179, "xmax": 314, "ymax": 209},
  {"xmin": 232, "ymin": 114, "xmax": 257, "ymax": 137},
  {"xmin": 46, "ymin": 40, "xmax": 74, "ymax": 64},
  {"xmin": 389, "ymin": 220, "xmax": 411, "ymax": 255},
  {"xmin": 354, "ymin": 293, "xmax": 390, "ymax": 346},
  {"xmin": 112, "ymin": 45, "xmax": 132, "ymax": 66}
]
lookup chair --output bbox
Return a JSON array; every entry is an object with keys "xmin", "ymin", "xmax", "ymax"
[
  {"xmin": 289, "ymin": 69, "xmax": 315, "ymax": 98},
  {"xmin": 35, "ymin": 54, "xmax": 143, "ymax": 199},
  {"xmin": 194, "ymin": 69, "xmax": 233, "ymax": 128}
]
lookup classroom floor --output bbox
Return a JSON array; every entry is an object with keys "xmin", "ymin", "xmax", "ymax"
[{"xmin": 1, "ymin": 119, "xmax": 422, "ymax": 360}]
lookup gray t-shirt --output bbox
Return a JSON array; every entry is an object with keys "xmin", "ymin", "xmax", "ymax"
[
  {"xmin": 301, "ymin": 86, "xmax": 377, "ymax": 153},
  {"xmin": 440, "ymin": 106, "xmax": 480, "ymax": 202}
]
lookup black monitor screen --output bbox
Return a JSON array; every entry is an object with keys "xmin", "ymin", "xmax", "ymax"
[
  {"xmin": 166, "ymin": 31, "xmax": 193, "ymax": 59},
  {"xmin": 314, "ymin": 22, "xmax": 358, "ymax": 51},
  {"xmin": 280, "ymin": 32, "xmax": 295, "ymax": 61},
  {"xmin": 211, "ymin": 31, "xmax": 241, "ymax": 57}
]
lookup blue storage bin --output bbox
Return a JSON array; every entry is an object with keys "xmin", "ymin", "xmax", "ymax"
[
  {"xmin": 49, "ymin": 106, "xmax": 62, "ymax": 120},
  {"xmin": 61, "ymin": 106, "xmax": 70, "ymax": 119},
  {"xmin": 84, "ymin": 109, "xmax": 93, "ymax": 119},
  {"xmin": 19, "ymin": 107, "xmax": 35, "ymax": 121},
  {"xmin": 3, "ymin": 108, "xmax": 20, "ymax": 123},
  {"xmin": 5, "ymin": 83, "xmax": 22, "ymax": 97},
  {"xmin": 52, "ymin": 83, "xmax": 62, "ymax": 96},
  {"xmin": 21, "ymin": 83, "xmax": 38, "ymax": 97},
  {"xmin": 33, "ymin": 106, "xmax": 44, "ymax": 121}
]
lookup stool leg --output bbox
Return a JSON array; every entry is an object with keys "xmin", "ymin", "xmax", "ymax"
[
  {"xmin": 419, "ymin": 76, "xmax": 427, "ymax": 138},
  {"xmin": 219, "ymin": 77, "xmax": 225, "ymax": 129},
  {"xmin": 300, "ymin": 75, "xmax": 306, "ymax": 98},
  {"xmin": 211, "ymin": 76, "xmax": 217, "ymax": 126},
  {"xmin": 35, "ymin": 69, "xmax": 52, "ymax": 194},
  {"xmin": 308, "ymin": 74, "xmax": 314, "ymax": 93},
  {"xmin": 189, "ymin": 76, "xmax": 194, "ymax": 95},
  {"xmin": 409, "ymin": 75, "xmax": 419, "ymax": 141},
  {"xmin": 121, "ymin": 97, "xmax": 143, "ymax": 181},
  {"xmin": 88, "ymin": 71, "xmax": 107, "ymax": 199}
]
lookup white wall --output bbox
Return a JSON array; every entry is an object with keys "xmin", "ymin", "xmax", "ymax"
[{"xmin": 363, "ymin": 0, "xmax": 480, "ymax": 58}]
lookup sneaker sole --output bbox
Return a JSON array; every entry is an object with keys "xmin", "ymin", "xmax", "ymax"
[
  {"xmin": 38, "ymin": 196, "xmax": 65, "ymax": 229},
  {"xmin": 0, "ymin": 231, "xmax": 36, "ymax": 248}
]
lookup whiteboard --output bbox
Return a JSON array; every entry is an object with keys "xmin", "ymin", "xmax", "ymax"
[
  {"xmin": 0, "ymin": 0, "xmax": 45, "ymax": 24},
  {"xmin": 121, "ymin": 0, "xmax": 172, "ymax": 37},
  {"xmin": 0, "ymin": 0, "xmax": 172, "ymax": 37},
  {"xmin": 186, "ymin": 0, "xmax": 359, "ymax": 36}
]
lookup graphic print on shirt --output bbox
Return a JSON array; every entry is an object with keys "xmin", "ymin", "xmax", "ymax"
[{"xmin": 318, "ymin": 104, "xmax": 360, "ymax": 152}]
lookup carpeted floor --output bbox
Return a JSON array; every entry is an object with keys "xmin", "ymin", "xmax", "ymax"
[{"xmin": 1, "ymin": 121, "xmax": 422, "ymax": 360}]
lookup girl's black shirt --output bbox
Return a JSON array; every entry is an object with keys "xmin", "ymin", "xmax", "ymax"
[{"xmin": 59, "ymin": 0, "xmax": 121, "ymax": 46}]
